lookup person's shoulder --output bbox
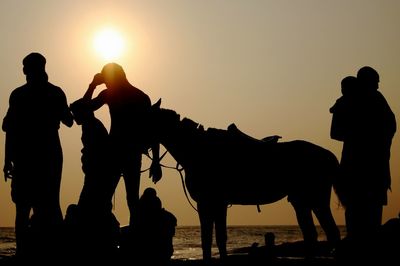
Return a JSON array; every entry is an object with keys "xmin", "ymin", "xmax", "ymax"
[
  {"xmin": 373, "ymin": 90, "xmax": 393, "ymax": 106},
  {"xmin": 329, "ymin": 96, "xmax": 347, "ymax": 113},
  {"xmin": 8, "ymin": 84, "xmax": 29, "ymax": 101},
  {"xmin": 47, "ymin": 82, "xmax": 63, "ymax": 90},
  {"xmin": 47, "ymin": 82, "xmax": 68, "ymax": 96},
  {"xmin": 10, "ymin": 84, "xmax": 28, "ymax": 94},
  {"xmin": 375, "ymin": 90, "xmax": 389, "ymax": 100},
  {"xmin": 162, "ymin": 209, "xmax": 177, "ymax": 223},
  {"xmin": 130, "ymin": 85, "xmax": 150, "ymax": 100}
]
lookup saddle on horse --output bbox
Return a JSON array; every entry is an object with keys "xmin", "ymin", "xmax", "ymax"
[{"xmin": 227, "ymin": 123, "xmax": 281, "ymax": 145}]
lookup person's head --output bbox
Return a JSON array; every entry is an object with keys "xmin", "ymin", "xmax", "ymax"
[
  {"xmin": 357, "ymin": 66, "xmax": 380, "ymax": 91},
  {"xmin": 140, "ymin": 187, "xmax": 162, "ymax": 211},
  {"xmin": 23, "ymin": 52, "xmax": 46, "ymax": 76},
  {"xmin": 101, "ymin": 63, "xmax": 127, "ymax": 88},
  {"xmin": 142, "ymin": 187, "xmax": 157, "ymax": 199},
  {"xmin": 264, "ymin": 232, "xmax": 275, "ymax": 246},
  {"xmin": 340, "ymin": 76, "xmax": 358, "ymax": 96},
  {"xmin": 70, "ymin": 99, "xmax": 94, "ymax": 125}
]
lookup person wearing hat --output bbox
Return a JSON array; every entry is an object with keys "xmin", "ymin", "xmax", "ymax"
[{"xmin": 2, "ymin": 52, "xmax": 74, "ymax": 259}]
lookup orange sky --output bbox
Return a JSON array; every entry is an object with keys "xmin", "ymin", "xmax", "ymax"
[{"xmin": 1, "ymin": 0, "xmax": 399, "ymax": 227}]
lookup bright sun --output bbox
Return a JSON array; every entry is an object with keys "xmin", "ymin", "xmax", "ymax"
[{"xmin": 93, "ymin": 28, "xmax": 125, "ymax": 61}]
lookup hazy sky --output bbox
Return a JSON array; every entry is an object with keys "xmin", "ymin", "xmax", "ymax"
[{"xmin": 1, "ymin": 0, "xmax": 399, "ymax": 227}]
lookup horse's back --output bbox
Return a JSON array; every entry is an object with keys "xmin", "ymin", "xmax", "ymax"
[{"xmin": 186, "ymin": 139, "xmax": 339, "ymax": 206}]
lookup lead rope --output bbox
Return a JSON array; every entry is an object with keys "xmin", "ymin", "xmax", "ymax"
[
  {"xmin": 157, "ymin": 158, "xmax": 198, "ymax": 213},
  {"xmin": 112, "ymin": 149, "xmax": 169, "ymax": 211},
  {"xmin": 175, "ymin": 163, "xmax": 198, "ymax": 212},
  {"xmin": 111, "ymin": 150, "xmax": 248, "ymax": 214},
  {"xmin": 143, "ymin": 149, "xmax": 198, "ymax": 213}
]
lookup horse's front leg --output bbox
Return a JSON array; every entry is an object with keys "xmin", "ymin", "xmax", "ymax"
[{"xmin": 197, "ymin": 201, "xmax": 214, "ymax": 262}]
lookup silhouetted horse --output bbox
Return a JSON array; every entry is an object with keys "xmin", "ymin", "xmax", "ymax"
[{"xmin": 151, "ymin": 101, "xmax": 341, "ymax": 261}]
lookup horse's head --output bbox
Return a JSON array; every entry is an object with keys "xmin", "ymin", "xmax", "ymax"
[{"xmin": 150, "ymin": 99, "xmax": 181, "ymax": 141}]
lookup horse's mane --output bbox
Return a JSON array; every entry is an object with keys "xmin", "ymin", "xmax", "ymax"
[
  {"xmin": 160, "ymin": 108, "xmax": 180, "ymax": 120},
  {"xmin": 182, "ymin": 117, "xmax": 202, "ymax": 131},
  {"xmin": 160, "ymin": 108, "xmax": 280, "ymax": 144}
]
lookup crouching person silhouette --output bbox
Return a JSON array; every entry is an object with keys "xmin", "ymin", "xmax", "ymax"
[
  {"xmin": 64, "ymin": 98, "xmax": 120, "ymax": 262},
  {"xmin": 120, "ymin": 187, "xmax": 177, "ymax": 264}
]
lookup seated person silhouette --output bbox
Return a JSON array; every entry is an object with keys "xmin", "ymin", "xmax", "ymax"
[
  {"xmin": 64, "ymin": 99, "xmax": 120, "ymax": 260},
  {"xmin": 375, "ymin": 213, "xmax": 400, "ymax": 263},
  {"xmin": 122, "ymin": 187, "xmax": 177, "ymax": 264}
]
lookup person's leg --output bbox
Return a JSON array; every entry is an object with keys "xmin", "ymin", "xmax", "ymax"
[
  {"xmin": 14, "ymin": 203, "xmax": 32, "ymax": 258},
  {"xmin": 344, "ymin": 205, "xmax": 356, "ymax": 239},
  {"xmin": 365, "ymin": 204, "xmax": 383, "ymax": 235},
  {"xmin": 123, "ymin": 152, "xmax": 142, "ymax": 227}
]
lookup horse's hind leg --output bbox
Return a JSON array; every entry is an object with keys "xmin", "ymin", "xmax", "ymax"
[
  {"xmin": 313, "ymin": 206, "xmax": 341, "ymax": 247},
  {"xmin": 198, "ymin": 201, "xmax": 228, "ymax": 261},
  {"xmin": 292, "ymin": 204, "xmax": 318, "ymax": 252}
]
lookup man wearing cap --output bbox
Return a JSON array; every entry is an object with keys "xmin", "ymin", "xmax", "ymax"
[{"xmin": 3, "ymin": 52, "xmax": 74, "ymax": 258}]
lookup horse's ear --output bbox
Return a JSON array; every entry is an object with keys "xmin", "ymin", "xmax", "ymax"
[{"xmin": 152, "ymin": 98, "xmax": 161, "ymax": 109}]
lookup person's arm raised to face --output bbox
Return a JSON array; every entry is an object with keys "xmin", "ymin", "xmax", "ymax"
[{"xmin": 83, "ymin": 73, "xmax": 107, "ymax": 111}]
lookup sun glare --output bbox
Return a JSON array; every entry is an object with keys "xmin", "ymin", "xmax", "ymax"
[{"xmin": 93, "ymin": 28, "xmax": 125, "ymax": 61}]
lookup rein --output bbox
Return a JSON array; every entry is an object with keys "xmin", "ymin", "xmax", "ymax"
[
  {"xmin": 144, "ymin": 149, "xmax": 198, "ymax": 213},
  {"xmin": 140, "ymin": 149, "xmax": 168, "ymax": 173}
]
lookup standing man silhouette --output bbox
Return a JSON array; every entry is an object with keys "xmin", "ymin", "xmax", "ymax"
[
  {"xmin": 83, "ymin": 63, "xmax": 162, "ymax": 227},
  {"xmin": 330, "ymin": 66, "xmax": 396, "ymax": 244},
  {"xmin": 2, "ymin": 52, "xmax": 74, "ymax": 258}
]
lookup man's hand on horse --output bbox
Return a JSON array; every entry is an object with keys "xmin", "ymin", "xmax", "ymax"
[{"xmin": 149, "ymin": 161, "xmax": 162, "ymax": 184}]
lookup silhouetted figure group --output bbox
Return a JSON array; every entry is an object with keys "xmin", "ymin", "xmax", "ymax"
[
  {"xmin": 2, "ymin": 53, "xmax": 398, "ymax": 264},
  {"xmin": 330, "ymin": 66, "xmax": 396, "ymax": 262},
  {"xmin": 2, "ymin": 53, "xmax": 174, "ymax": 263}
]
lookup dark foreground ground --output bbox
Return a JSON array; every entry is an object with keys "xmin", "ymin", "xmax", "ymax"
[
  {"xmin": 0, "ymin": 255, "xmax": 336, "ymax": 266},
  {"xmin": 0, "ymin": 241, "xmax": 338, "ymax": 266},
  {"xmin": 0, "ymin": 239, "xmax": 395, "ymax": 266}
]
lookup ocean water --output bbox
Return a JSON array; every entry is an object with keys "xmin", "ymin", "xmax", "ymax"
[
  {"xmin": 172, "ymin": 225, "xmax": 347, "ymax": 260},
  {"xmin": 0, "ymin": 228, "xmax": 15, "ymax": 258},
  {"xmin": 0, "ymin": 225, "xmax": 346, "ymax": 260}
]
